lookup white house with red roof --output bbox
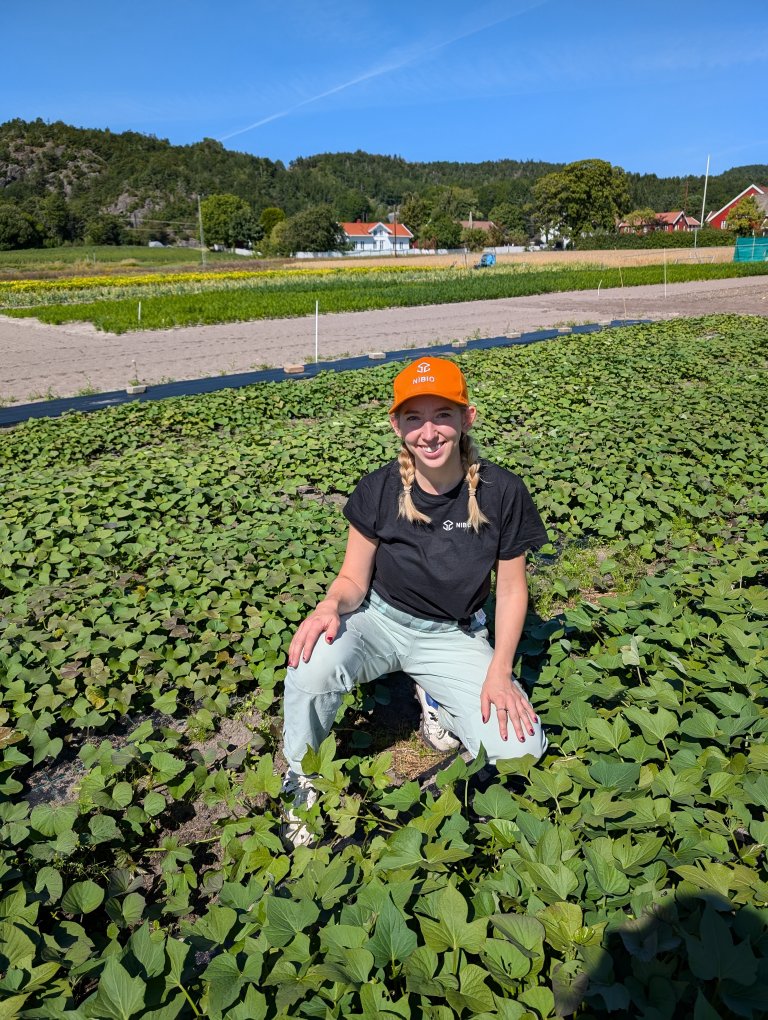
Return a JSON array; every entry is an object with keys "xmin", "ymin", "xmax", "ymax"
[
  {"xmin": 706, "ymin": 184, "xmax": 768, "ymax": 232},
  {"xmin": 341, "ymin": 221, "xmax": 413, "ymax": 253}
]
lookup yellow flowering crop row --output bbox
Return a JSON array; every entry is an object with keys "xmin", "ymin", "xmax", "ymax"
[{"xmin": 2, "ymin": 262, "xmax": 439, "ymax": 294}]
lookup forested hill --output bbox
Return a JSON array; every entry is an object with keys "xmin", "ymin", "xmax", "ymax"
[
  {"xmin": 0, "ymin": 119, "xmax": 568, "ymax": 229},
  {"xmin": 1, "ymin": 117, "xmax": 766, "ymax": 247}
]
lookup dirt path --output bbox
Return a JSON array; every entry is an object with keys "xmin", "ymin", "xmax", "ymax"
[{"xmin": 2, "ymin": 274, "xmax": 767, "ymax": 404}]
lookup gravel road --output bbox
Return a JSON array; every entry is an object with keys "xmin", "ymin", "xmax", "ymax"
[{"xmin": 2, "ymin": 274, "xmax": 766, "ymax": 404}]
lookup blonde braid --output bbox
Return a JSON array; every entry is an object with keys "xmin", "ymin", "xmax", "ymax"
[
  {"xmin": 460, "ymin": 434, "xmax": 490, "ymax": 532},
  {"xmin": 397, "ymin": 445, "xmax": 431, "ymax": 525}
]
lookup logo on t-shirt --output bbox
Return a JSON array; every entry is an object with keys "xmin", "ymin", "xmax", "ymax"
[{"xmin": 443, "ymin": 519, "xmax": 471, "ymax": 531}]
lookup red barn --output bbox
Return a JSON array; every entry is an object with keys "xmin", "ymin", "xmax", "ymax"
[
  {"xmin": 706, "ymin": 184, "xmax": 768, "ymax": 230},
  {"xmin": 655, "ymin": 211, "xmax": 700, "ymax": 232},
  {"xmin": 618, "ymin": 211, "xmax": 699, "ymax": 234}
]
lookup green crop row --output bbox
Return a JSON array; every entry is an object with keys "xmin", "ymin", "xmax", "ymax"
[
  {"xmin": 0, "ymin": 314, "xmax": 766, "ymax": 1017},
  {"xmin": 4, "ymin": 261, "xmax": 768, "ymax": 332}
]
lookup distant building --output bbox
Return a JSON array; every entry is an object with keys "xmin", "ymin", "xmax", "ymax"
[
  {"xmin": 340, "ymin": 221, "xmax": 413, "ymax": 253},
  {"xmin": 706, "ymin": 184, "xmax": 768, "ymax": 232},
  {"xmin": 618, "ymin": 211, "xmax": 700, "ymax": 234},
  {"xmin": 459, "ymin": 220, "xmax": 496, "ymax": 233}
]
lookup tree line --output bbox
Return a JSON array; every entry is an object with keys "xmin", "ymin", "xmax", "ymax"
[{"xmin": 0, "ymin": 118, "xmax": 764, "ymax": 252}]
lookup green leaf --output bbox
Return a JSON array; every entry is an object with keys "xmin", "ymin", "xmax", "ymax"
[
  {"xmin": 189, "ymin": 905, "xmax": 239, "ymax": 947},
  {"xmin": 62, "ymin": 880, "xmax": 104, "ymax": 915},
  {"xmin": 624, "ymin": 705, "xmax": 678, "ymax": 744},
  {"xmin": 490, "ymin": 912, "xmax": 545, "ymax": 952},
  {"xmin": 84, "ymin": 956, "xmax": 146, "ymax": 1019},
  {"xmin": 128, "ymin": 922, "xmax": 165, "ymax": 978},
  {"xmin": 165, "ymin": 937, "xmax": 190, "ymax": 986},
  {"xmin": 552, "ymin": 959, "xmax": 590, "ymax": 1017},
  {"xmin": 537, "ymin": 901, "xmax": 584, "ymax": 953},
  {"xmin": 366, "ymin": 894, "xmax": 417, "ymax": 969},
  {"xmin": 417, "ymin": 884, "xmax": 487, "ymax": 953},
  {"xmin": 89, "ymin": 814, "xmax": 122, "ymax": 844},
  {"xmin": 34, "ymin": 866, "xmax": 63, "ymax": 903},
  {"xmin": 0, "ymin": 993, "xmax": 31, "ymax": 1018},
  {"xmin": 685, "ymin": 905, "xmax": 757, "ymax": 985},
  {"xmin": 473, "ymin": 784, "xmax": 518, "ymax": 820},
  {"xmin": 143, "ymin": 791, "xmax": 166, "ymax": 816},
  {"xmin": 0, "ymin": 922, "xmax": 36, "ymax": 969},
  {"xmin": 446, "ymin": 963, "xmax": 495, "ymax": 1014},
  {"xmin": 243, "ymin": 753, "xmax": 282, "ymax": 799},
  {"xmin": 694, "ymin": 990, "xmax": 724, "ymax": 1020},
  {"xmin": 587, "ymin": 759, "xmax": 641, "ymax": 792},
  {"xmin": 150, "ymin": 751, "xmax": 185, "ymax": 782},
  {"xmin": 584, "ymin": 847, "xmax": 630, "ymax": 896},
  {"xmin": 519, "ymin": 861, "xmax": 579, "ymax": 902},
  {"xmin": 586, "ymin": 714, "xmax": 631, "ymax": 752},
  {"xmin": 374, "ymin": 826, "xmax": 425, "ymax": 873},
  {"xmin": 111, "ymin": 781, "xmax": 134, "ymax": 807},
  {"xmin": 264, "ymin": 896, "xmax": 320, "ymax": 949},
  {"xmin": 339, "ymin": 947, "xmax": 374, "ymax": 985},
  {"xmin": 202, "ymin": 952, "xmax": 242, "ymax": 1014},
  {"xmin": 482, "ymin": 938, "xmax": 532, "ymax": 983},
  {"xmin": 120, "ymin": 892, "xmax": 146, "ymax": 927},
  {"xmin": 520, "ymin": 984, "xmax": 556, "ymax": 1018},
  {"xmin": 404, "ymin": 946, "xmax": 442, "ymax": 997},
  {"xmin": 30, "ymin": 803, "xmax": 77, "ymax": 837}
]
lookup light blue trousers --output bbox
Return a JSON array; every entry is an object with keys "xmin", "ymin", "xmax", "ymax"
[{"xmin": 282, "ymin": 591, "xmax": 547, "ymax": 775}]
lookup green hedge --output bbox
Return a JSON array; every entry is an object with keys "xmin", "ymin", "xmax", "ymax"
[{"xmin": 572, "ymin": 228, "xmax": 735, "ymax": 250}]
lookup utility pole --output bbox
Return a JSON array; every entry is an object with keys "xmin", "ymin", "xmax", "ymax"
[
  {"xmin": 197, "ymin": 195, "xmax": 207, "ymax": 267},
  {"xmin": 699, "ymin": 155, "xmax": 710, "ymax": 229},
  {"xmin": 693, "ymin": 156, "xmax": 710, "ymax": 253}
]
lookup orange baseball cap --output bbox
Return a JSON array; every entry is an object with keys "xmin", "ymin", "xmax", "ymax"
[{"xmin": 389, "ymin": 357, "xmax": 469, "ymax": 413}]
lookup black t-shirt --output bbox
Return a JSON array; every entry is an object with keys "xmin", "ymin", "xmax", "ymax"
[{"xmin": 343, "ymin": 459, "xmax": 548, "ymax": 622}]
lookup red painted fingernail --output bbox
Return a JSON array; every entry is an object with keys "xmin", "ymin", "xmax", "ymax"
[{"xmin": 326, "ymin": 636, "xmax": 333, "ymax": 643}]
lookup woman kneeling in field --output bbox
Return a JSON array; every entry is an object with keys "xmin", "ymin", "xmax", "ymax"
[{"xmin": 282, "ymin": 357, "xmax": 548, "ymax": 845}]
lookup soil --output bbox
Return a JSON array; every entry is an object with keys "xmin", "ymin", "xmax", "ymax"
[{"xmin": 2, "ymin": 263, "xmax": 767, "ymax": 405}]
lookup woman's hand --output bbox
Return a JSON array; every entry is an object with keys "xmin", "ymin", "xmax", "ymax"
[
  {"xmin": 483, "ymin": 555, "xmax": 536, "ymax": 743},
  {"xmin": 287, "ymin": 599, "xmax": 341, "ymax": 668},
  {"xmin": 286, "ymin": 526, "xmax": 378, "ymax": 670},
  {"xmin": 480, "ymin": 667, "xmax": 538, "ymax": 744}
]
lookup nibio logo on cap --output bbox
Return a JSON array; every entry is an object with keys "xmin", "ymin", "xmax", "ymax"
[
  {"xmin": 389, "ymin": 357, "xmax": 470, "ymax": 413},
  {"xmin": 413, "ymin": 362, "xmax": 435, "ymax": 383}
]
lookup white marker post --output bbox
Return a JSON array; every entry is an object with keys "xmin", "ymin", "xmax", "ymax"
[{"xmin": 315, "ymin": 300, "xmax": 319, "ymax": 363}]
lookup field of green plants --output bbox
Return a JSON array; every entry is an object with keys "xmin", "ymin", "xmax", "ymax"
[
  {"xmin": 0, "ymin": 246, "xmax": 232, "ymax": 275},
  {"xmin": 1, "ymin": 314, "xmax": 767, "ymax": 1018},
  {"xmin": 2, "ymin": 261, "xmax": 768, "ymax": 333}
]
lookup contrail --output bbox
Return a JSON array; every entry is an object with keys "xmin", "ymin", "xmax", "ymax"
[
  {"xmin": 219, "ymin": 2, "xmax": 547, "ymax": 142},
  {"xmin": 219, "ymin": 63, "xmax": 403, "ymax": 140}
]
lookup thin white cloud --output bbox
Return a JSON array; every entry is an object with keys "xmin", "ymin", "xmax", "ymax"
[{"xmin": 219, "ymin": 1, "xmax": 548, "ymax": 142}]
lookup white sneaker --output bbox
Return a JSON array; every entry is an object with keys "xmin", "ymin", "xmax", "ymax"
[
  {"xmin": 414, "ymin": 684, "xmax": 461, "ymax": 752},
  {"xmin": 281, "ymin": 772, "xmax": 319, "ymax": 848}
]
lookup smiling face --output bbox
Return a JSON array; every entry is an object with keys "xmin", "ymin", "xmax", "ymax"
[{"xmin": 390, "ymin": 395, "xmax": 476, "ymax": 480}]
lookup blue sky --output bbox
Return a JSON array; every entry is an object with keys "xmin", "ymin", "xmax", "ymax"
[{"xmin": 4, "ymin": 1, "xmax": 766, "ymax": 178}]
